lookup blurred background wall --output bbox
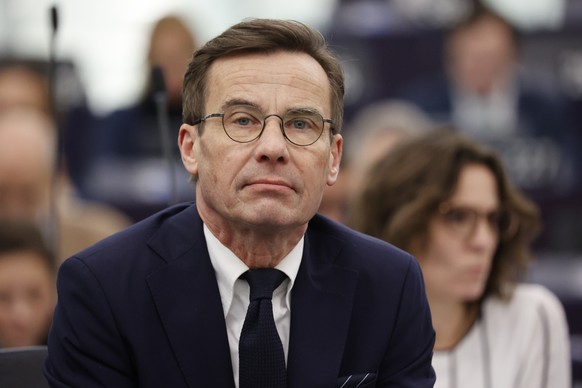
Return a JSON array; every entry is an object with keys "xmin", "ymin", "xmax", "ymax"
[{"xmin": 0, "ymin": 0, "xmax": 337, "ymax": 115}]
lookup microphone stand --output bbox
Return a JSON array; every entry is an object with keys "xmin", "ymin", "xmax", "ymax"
[
  {"xmin": 151, "ymin": 67, "xmax": 178, "ymax": 206},
  {"xmin": 47, "ymin": 5, "xmax": 60, "ymax": 255}
]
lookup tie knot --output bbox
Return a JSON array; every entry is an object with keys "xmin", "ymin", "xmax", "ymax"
[{"xmin": 243, "ymin": 268, "xmax": 286, "ymax": 301}]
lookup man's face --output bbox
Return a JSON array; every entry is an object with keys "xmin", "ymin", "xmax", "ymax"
[
  {"xmin": 448, "ymin": 16, "xmax": 516, "ymax": 95},
  {"xmin": 179, "ymin": 51, "xmax": 342, "ymax": 234}
]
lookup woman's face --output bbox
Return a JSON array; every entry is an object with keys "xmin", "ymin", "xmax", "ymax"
[{"xmin": 415, "ymin": 164, "xmax": 500, "ymax": 303}]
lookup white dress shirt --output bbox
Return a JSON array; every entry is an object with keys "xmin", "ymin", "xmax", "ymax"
[
  {"xmin": 451, "ymin": 78, "xmax": 518, "ymax": 139},
  {"xmin": 432, "ymin": 283, "xmax": 571, "ymax": 388},
  {"xmin": 203, "ymin": 224, "xmax": 303, "ymax": 388}
]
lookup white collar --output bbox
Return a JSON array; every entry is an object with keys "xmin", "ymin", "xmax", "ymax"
[{"xmin": 203, "ymin": 224, "xmax": 303, "ymax": 316}]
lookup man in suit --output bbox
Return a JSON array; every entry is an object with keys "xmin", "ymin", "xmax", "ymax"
[
  {"xmin": 44, "ymin": 19, "xmax": 436, "ymax": 387},
  {"xmin": 398, "ymin": 2, "xmax": 574, "ymax": 193}
]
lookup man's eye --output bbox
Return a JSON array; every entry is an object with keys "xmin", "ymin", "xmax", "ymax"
[
  {"xmin": 291, "ymin": 119, "xmax": 307, "ymax": 129},
  {"xmin": 286, "ymin": 115, "xmax": 317, "ymax": 131},
  {"xmin": 228, "ymin": 113, "xmax": 258, "ymax": 127},
  {"xmin": 236, "ymin": 117, "xmax": 252, "ymax": 126}
]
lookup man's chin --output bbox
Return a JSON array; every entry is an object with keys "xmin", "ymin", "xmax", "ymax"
[{"xmin": 240, "ymin": 205, "xmax": 308, "ymax": 229}]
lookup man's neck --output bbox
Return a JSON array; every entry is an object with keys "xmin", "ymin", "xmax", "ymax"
[{"xmin": 202, "ymin": 213, "xmax": 306, "ymax": 269}]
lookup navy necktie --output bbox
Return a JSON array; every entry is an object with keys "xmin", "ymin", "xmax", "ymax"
[{"xmin": 239, "ymin": 268, "xmax": 287, "ymax": 388}]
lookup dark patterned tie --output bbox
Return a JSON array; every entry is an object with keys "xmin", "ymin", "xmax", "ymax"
[{"xmin": 239, "ymin": 268, "xmax": 287, "ymax": 388}]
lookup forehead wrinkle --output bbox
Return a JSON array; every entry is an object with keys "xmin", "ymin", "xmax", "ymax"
[
  {"xmin": 209, "ymin": 53, "xmax": 330, "ymax": 115},
  {"xmin": 219, "ymin": 99, "xmax": 325, "ymax": 118},
  {"xmin": 220, "ymin": 78, "xmax": 328, "ymax": 115}
]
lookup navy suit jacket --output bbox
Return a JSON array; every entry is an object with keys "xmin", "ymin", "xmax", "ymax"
[{"xmin": 45, "ymin": 203, "xmax": 435, "ymax": 387}]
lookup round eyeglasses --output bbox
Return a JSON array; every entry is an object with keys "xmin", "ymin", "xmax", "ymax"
[
  {"xmin": 438, "ymin": 202, "xmax": 517, "ymax": 242},
  {"xmin": 191, "ymin": 104, "xmax": 334, "ymax": 146}
]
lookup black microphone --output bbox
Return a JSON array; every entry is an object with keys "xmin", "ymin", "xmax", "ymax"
[
  {"xmin": 151, "ymin": 66, "xmax": 178, "ymax": 206},
  {"xmin": 51, "ymin": 5, "xmax": 58, "ymax": 33}
]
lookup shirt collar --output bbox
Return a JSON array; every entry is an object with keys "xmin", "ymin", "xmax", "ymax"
[{"xmin": 204, "ymin": 224, "xmax": 303, "ymax": 315}]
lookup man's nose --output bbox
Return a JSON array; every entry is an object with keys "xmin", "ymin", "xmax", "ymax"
[{"xmin": 254, "ymin": 115, "xmax": 289, "ymax": 162}]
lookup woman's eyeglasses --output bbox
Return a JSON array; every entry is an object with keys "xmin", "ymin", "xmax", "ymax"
[{"xmin": 438, "ymin": 202, "xmax": 517, "ymax": 241}]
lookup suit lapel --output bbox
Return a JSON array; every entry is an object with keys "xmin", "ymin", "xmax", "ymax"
[
  {"xmin": 146, "ymin": 206, "xmax": 235, "ymax": 388},
  {"xmin": 287, "ymin": 225, "xmax": 358, "ymax": 388}
]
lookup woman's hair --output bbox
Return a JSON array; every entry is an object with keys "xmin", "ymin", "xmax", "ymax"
[
  {"xmin": 348, "ymin": 129, "xmax": 540, "ymax": 300},
  {"xmin": 0, "ymin": 218, "xmax": 55, "ymax": 272},
  {"xmin": 182, "ymin": 18, "xmax": 344, "ymax": 135}
]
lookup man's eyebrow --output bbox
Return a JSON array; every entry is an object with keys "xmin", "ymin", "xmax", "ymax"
[
  {"xmin": 220, "ymin": 100, "xmax": 324, "ymax": 116},
  {"xmin": 287, "ymin": 107, "xmax": 323, "ymax": 115},
  {"xmin": 220, "ymin": 98, "xmax": 260, "ymax": 111}
]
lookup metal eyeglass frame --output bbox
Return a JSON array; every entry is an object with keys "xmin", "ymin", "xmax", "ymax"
[{"xmin": 191, "ymin": 110, "xmax": 335, "ymax": 147}]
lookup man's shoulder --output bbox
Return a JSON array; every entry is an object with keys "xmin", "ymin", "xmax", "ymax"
[{"xmin": 67, "ymin": 202, "xmax": 201, "ymax": 267}]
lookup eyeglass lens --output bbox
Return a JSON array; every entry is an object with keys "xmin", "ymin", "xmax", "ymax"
[{"xmin": 440, "ymin": 204, "xmax": 514, "ymax": 240}]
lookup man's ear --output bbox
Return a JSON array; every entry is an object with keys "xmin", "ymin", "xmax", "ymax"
[
  {"xmin": 178, "ymin": 123, "xmax": 199, "ymax": 176},
  {"xmin": 327, "ymin": 134, "xmax": 342, "ymax": 186}
]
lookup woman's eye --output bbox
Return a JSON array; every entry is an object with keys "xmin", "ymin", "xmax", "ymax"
[{"xmin": 447, "ymin": 209, "xmax": 470, "ymax": 223}]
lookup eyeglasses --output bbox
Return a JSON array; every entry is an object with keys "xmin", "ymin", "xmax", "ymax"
[
  {"xmin": 438, "ymin": 202, "xmax": 517, "ymax": 241},
  {"xmin": 191, "ymin": 104, "xmax": 334, "ymax": 146}
]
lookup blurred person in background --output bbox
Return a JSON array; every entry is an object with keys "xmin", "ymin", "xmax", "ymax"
[
  {"xmin": 399, "ymin": 1, "xmax": 575, "ymax": 194},
  {"xmin": 83, "ymin": 15, "xmax": 198, "ymax": 216},
  {"xmin": 90, "ymin": 14, "xmax": 197, "ymax": 160},
  {"xmin": 349, "ymin": 129, "xmax": 571, "ymax": 388},
  {"xmin": 0, "ymin": 219, "xmax": 56, "ymax": 348},
  {"xmin": 343, "ymin": 99, "xmax": 433, "ymax": 190},
  {"xmin": 0, "ymin": 108, "xmax": 132, "ymax": 264},
  {"xmin": 0, "ymin": 109, "xmax": 54, "ymax": 225},
  {"xmin": 319, "ymin": 99, "xmax": 433, "ymax": 223},
  {"xmin": 401, "ymin": 1, "xmax": 567, "ymax": 139},
  {"xmin": 0, "ymin": 60, "xmax": 50, "ymax": 115}
]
